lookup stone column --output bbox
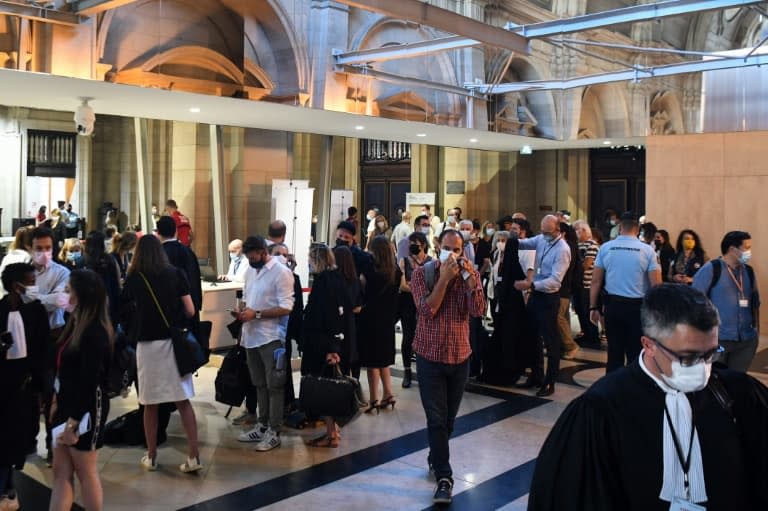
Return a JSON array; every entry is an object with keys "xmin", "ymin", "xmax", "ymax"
[{"xmin": 309, "ymin": 0, "xmax": 350, "ymax": 111}]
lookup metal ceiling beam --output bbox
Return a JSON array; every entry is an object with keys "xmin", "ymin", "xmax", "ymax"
[
  {"xmin": 550, "ymin": 38, "xmax": 747, "ymax": 59},
  {"xmin": 333, "ymin": 36, "xmax": 481, "ymax": 65},
  {"xmin": 333, "ymin": 0, "xmax": 530, "ymax": 54},
  {"xmin": 506, "ymin": 0, "xmax": 765, "ymax": 38},
  {"xmin": 74, "ymin": 0, "xmax": 139, "ymax": 16},
  {"xmin": 339, "ymin": 65, "xmax": 483, "ymax": 99},
  {"xmin": 0, "ymin": 0, "xmax": 81, "ymax": 25},
  {"xmin": 466, "ymin": 53, "xmax": 768, "ymax": 92}
]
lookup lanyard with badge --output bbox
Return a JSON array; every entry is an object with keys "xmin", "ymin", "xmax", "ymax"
[
  {"xmin": 536, "ymin": 236, "xmax": 560, "ymax": 275},
  {"xmin": 724, "ymin": 264, "xmax": 749, "ymax": 308},
  {"xmin": 664, "ymin": 403, "xmax": 705, "ymax": 511}
]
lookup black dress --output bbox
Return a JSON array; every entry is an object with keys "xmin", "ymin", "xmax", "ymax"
[
  {"xmin": 482, "ymin": 237, "xmax": 539, "ymax": 385},
  {"xmin": 0, "ymin": 299, "xmax": 49, "ymax": 468},
  {"xmin": 300, "ymin": 270, "xmax": 353, "ymax": 376},
  {"xmin": 357, "ymin": 269, "xmax": 400, "ymax": 368},
  {"xmin": 54, "ymin": 323, "xmax": 112, "ymax": 451}
]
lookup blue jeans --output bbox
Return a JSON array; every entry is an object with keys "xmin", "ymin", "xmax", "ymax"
[{"xmin": 416, "ymin": 355, "xmax": 470, "ymax": 482}]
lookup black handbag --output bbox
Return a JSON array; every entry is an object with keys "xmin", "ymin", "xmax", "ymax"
[
  {"xmin": 140, "ymin": 272, "xmax": 206, "ymax": 377},
  {"xmin": 299, "ymin": 364, "xmax": 364, "ymax": 418}
]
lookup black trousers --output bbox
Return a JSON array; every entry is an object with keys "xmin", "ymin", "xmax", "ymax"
[
  {"xmin": 573, "ymin": 288, "xmax": 599, "ymax": 343},
  {"xmin": 604, "ymin": 296, "xmax": 643, "ymax": 372},
  {"xmin": 399, "ymin": 293, "xmax": 417, "ymax": 369},
  {"xmin": 529, "ymin": 291, "xmax": 561, "ymax": 384}
]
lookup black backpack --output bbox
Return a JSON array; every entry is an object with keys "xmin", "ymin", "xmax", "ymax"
[{"xmin": 706, "ymin": 259, "xmax": 755, "ymax": 298}]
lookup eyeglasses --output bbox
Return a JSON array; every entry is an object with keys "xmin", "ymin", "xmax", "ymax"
[{"xmin": 650, "ymin": 338, "xmax": 724, "ymax": 367}]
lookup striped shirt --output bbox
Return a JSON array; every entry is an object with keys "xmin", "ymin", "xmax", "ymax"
[{"xmin": 579, "ymin": 239, "xmax": 599, "ymax": 288}]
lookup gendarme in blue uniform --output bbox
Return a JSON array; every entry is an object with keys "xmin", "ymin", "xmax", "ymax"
[{"xmin": 595, "ymin": 235, "xmax": 659, "ymax": 298}]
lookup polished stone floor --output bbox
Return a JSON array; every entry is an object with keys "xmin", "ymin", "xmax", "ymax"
[{"xmin": 19, "ymin": 332, "xmax": 768, "ymax": 511}]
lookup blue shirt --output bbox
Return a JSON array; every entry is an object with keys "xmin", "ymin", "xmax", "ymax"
[
  {"xmin": 594, "ymin": 235, "xmax": 659, "ymax": 298},
  {"xmin": 692, "ymin": 259, "xmax": 759, "ymax": 341},
  {"xmin": 518, "ymin": 234, "xmax": 571, "ymax": 294}
]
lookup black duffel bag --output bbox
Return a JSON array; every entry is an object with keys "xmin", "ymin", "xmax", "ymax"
[
  {"xmin": 215, "ymin": 344, "xmax": 251, "ymax": 407},
  {"xmin": 299, "ymin": 365, "xmax": 364, "ymax": 419}
]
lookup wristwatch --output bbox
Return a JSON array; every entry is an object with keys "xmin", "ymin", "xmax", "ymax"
[
  {"xmin": 255, "ymin": 310, "xmax": 262, "ymax": 320},
  {"xmin": 530, "ymin": 281, "xmax": 535, "ymax": 291}
]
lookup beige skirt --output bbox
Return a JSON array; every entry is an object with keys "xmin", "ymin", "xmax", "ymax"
[{"xmin": 137, "ymin": 339, "xmax": 194, "ymax": 405}]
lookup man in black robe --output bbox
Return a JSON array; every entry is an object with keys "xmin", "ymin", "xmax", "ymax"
[{"xmin": 529, "ymin": 284, "xmax": 768, "ymax": 511}]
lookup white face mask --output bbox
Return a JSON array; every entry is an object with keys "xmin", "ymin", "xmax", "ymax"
[
  {"xmin": 447, "ymin": 216, "xmax": 456, "ymax": 224},
  {"xmin": 486, "ymin": 228, "xmax": 495, "ymax": 237},
  {"xmin": 33, "ymin": 250, "xmax": 52, "ymax": 267},
  {"xmin": 660, "ymin": 359, "xmax": 712, "ymax": 393},
  {"xmin": 229, "ymin": 252, "xmax": 239, "ymax": 261},
  {"xmin": 439, "ymin": 249, "xmax": 453, "ymax": 263},
  {"xmin": 460, "ymin": 231, "xmax": 471, "ymax": 242},
  {"xmin": 21, "ymin": 285, "xmax": 39, "ymax": 303},
  {"xmin": 274, "ymin": 254, "xmax": 287, "ymax": 265},
  {"xmin": 739, "ymin": 249, "xmax": 752, "ymax": 264},
  {"xmin": 419, "ymin": 226, "xmax": 431, "ymax": 235}
]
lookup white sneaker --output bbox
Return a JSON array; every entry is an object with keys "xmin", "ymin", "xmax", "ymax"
[
  {"xmin": 231, "ymin": 411, "xmax": 257, "ymax": 426},
  {"xmin": 140, "ymin": 454, "xmax": 158, "ymax": 471},
  {"xmin": 254, "ymin": 428, "xmax": 281, "ymax": 452},
  {"xmin": 238, "ymin": 423, "xmax": 268, "ymax": 443},
  {"xmin": 179, "ymin": 456, "xmax": 203, "ymax": 474}
]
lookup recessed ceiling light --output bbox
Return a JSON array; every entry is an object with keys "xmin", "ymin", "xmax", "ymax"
[
  {"xmin": 416, "ymin": 133, "xmax": 427, "ymax": 137},
  {"xmin": 189, "ymin": 107, "xmax": 200, "ymax": 113},
  {"xmin": 354, "ymin": 125, "xmax": 365, "ymax": 131},
  {"xmin": 603, "ymin": 140, "xmax": 611, "ymax": 145},
  {"xmin": 469, "ymin": 138, "xmax": 478, "ymax": 143}
]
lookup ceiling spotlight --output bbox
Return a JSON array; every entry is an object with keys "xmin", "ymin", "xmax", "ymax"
[
  {"xmin": 469, "ymin": 138, "xmax": 478, "ymax": 143},
  {"xmin": 354, "ymin": 125, "xmax": 365, "ymax": 131},
  {"xmin": 603, "ymin": 140, "xmax": 612, "ymax": 145},
  {"xmin": 189, "ymin": 107, "xmax": 201, "ymax": 113},
  {"xmin": 520, "ymin": 145, "xmax": 533, "ymax": 155},
  {"xmin": 416, "ymin": 133, "xmax": 427, "ymax": 137}
]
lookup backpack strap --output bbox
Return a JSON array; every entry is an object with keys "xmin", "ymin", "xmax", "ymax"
[
  {"xmin": 707, "ymin": 259, "xmax": 722, "ymax": 298},
  {"xmin": 424, "ymin": 260, "xmax": 436, "ymax": 293}
]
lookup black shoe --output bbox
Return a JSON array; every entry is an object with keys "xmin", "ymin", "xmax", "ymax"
[
  {"xmin": 433, "ymin": 478, "xmax": 453, "ymax": 505},
  {"xmin": 536, "ymin": 383, "xmax": 555, "ymax": 397},
  {"xmin": 515, "ymin": 378, "xmax": 542, "ymax": 389},
  {"xmin": 402, "ymin": 368, "xmax": 412, "ymax": 388}
]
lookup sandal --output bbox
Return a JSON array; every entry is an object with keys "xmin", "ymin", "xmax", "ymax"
[
  {"xmin": 378, "ymin": 395, "xmax": 397, "ymax": 410},
  {"xmin": 306, "ymin": 433, "xmax": 340, "ymax": 448}
]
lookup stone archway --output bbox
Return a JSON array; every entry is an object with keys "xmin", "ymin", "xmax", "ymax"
[{"xmin": 578, "ymin": 84, "xmax": 630, "ymax": 139}]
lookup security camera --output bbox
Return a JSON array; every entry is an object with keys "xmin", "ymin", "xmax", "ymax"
[{"xmin": 74, "ymin": 99, "xmax": 95, "ymax": 136}]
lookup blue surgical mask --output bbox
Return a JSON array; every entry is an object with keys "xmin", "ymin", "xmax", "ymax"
[
  {"xmin": 229, "ymin": 252, "xmax": 239, "ymax": 261},
  {"xmin": 439, "ymin": 249, "xmax": 453, "ymax": 263},
  {"xmin": 739, "ymin": 249, "xmax": 752, "ymax": 264},
  {"xmin": 542, "ymin": 233, "xmax": 555, "ymax": 242}
]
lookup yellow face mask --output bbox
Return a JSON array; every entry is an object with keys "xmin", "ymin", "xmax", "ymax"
[{"xmin": 683, "ymin": 239, "xmax": 696, "ymax": 251}]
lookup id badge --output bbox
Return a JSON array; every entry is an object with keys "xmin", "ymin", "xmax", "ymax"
[
  {"xmin": 669, "ymin": 497, "xmax": 706, "ymax": 511},
  {"xmin": 496, "ymin": 276, "xmax": 503, "ymax": 282},
  {"xmin": 53, "ymin": 376, "xmax": 60, "ymax": 394},
  {"xmin": 536, "ymin": 267, "xmax": 541, "ymax": 275},
  {"xmin": 739, "ymin": 299, "xmax": 749, "ymax": 308}
]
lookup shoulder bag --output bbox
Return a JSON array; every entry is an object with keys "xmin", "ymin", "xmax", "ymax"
[
  {"xmin": 299, "ymin": 364, "xmax": 364, "ymax": 420},
  {"xmin": 139, "ymin": 272, "xmax": 206, "ymax": 377}
]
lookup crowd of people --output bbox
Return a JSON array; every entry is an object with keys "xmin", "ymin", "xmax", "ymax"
[{"xmin": 0, "ymin": 198, "xmax": 766, "ymax": 509}]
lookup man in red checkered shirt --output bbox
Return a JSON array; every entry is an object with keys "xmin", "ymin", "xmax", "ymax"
[{"xmin": 410, "ymin": 229, "xmax": 485, "ymax": 505}]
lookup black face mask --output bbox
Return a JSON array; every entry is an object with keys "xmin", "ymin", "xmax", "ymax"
[
  {"xmin": 335, "ymin": 238, "xmax": 350, "ymax": 247},
  {"xmin": 409, "ymin": 244, "xmax": 421, "ymax": 255},
  {"xmin": 249, "ymin": 259, "xmax": 266, "ymax": 269}
]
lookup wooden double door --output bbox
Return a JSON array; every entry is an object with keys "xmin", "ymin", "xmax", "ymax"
[{"xmin": 361, "ymin": 164, "xmax": 411, "ymax": 229}]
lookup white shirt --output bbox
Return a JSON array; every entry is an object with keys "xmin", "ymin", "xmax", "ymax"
[
  {"xmin": 35, "ymin": 261, "xmax": 70, "ymax": 329},
  {"xmin": 241, "ymin": 258, "xmax": 295, "ymax": 349},
  {"xmin": 391, "ymin": 222, "xmax": 413, "ymax": 246},
  {"xmin": 226, "ymin": 255, "xmax": 248, "ymax": 282},
  {"xmin": 519, "ymin": 249, "xmax": 536, "ymax": 273}
]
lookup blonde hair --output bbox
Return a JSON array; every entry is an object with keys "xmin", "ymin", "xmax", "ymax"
[
  {"xmin": 309, "ymin": 243, "xmax": 336, "ymax": 274},
  {"xmin": 10, "ymin": 226, "xmax": 32, "ymax": 251},
  {"xmin": 59, "ymin": 237, "xmax": 82, "ymax": 262}
]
